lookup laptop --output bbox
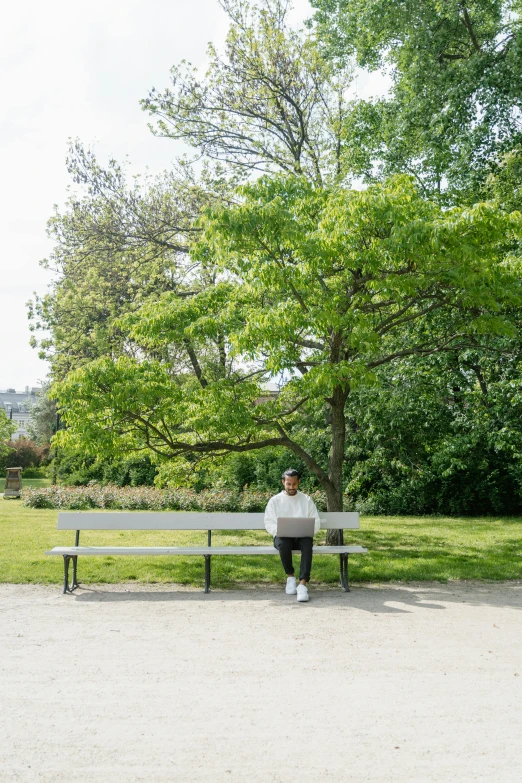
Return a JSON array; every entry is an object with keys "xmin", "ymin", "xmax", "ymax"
[{"xmin": 276, "ymin": 517, "xmax": 315, "ymax": 537}]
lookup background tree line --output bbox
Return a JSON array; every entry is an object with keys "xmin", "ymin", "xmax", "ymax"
[{"xmin": 29, "ymin": 0, "xmax": 522, "ymax": 518}]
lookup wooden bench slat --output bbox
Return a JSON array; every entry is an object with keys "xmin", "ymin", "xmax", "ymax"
[
  {"xmin": 56, "ymin": 511, "xmax": 360, "ymax": 531},
  {"xmin": 46, "ymin": 545, "xmax": 368, "ymax": 556}
]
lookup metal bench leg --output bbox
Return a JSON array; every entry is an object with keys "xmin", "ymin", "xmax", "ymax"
[
  {"xmin": 339, "ymin": 553, "xmax": 350, "ymax": 592},
  {"xmin": 63, "ymin": 555, "xmax": 80, "ymax": 594},
  {"xmin": 204, "ymin": 555, "xmax": 211, "ymax": 593},
  {"xmin": 71, "ymin": 555, "xmax": 79, "ymax": 590}
]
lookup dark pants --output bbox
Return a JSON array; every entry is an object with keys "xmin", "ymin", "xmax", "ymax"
[{"xmin": 273, "ymin": 536, "xmax": 313, "ymax": 582}]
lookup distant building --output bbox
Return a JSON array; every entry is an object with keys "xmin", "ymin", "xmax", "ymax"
[
  {"xmin": 256, "ymin": 381, "xmax": 280, "ymax": 405},
  {"xmin": 0, "ymin": 387, "xmax": 40, "ymax": 441}
]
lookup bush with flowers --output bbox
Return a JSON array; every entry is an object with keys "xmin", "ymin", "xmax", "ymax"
[{"xmin": 21, "ymin": 482, "xmax": 329, "ymax": 512}]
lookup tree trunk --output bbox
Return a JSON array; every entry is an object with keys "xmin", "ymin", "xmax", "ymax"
[
  {"xmin": 325, "ymin": 384, "xmax": 348, "ymax": 545},
  {"xmin": 281, "ymin": 383, "xmax": 348, "ymax": 544}
]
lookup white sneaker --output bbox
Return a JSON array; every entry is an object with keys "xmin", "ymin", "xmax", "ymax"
[
  {"xmin": 296, "ymin": 584, "xmax": 309, "ymax": 602},
  {"xmin": 285, "ymin": 576, "xmax": 297, "ymax": 595}
]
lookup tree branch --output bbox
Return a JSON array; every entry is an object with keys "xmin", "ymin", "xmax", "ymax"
[
  {"xmin": 273, "ymin": 421, "xmax": 334, "ymax": 492},
  {"xmin": 460, "ymin": 5, "xmax": 482, "ymax": 54},
  {"xmin": 368, "ymin": 333, "xmax": 468, "ymax": 368},
  {"xmin": 183, "ymin": 339, "xmax": 208, "ymax": 388}
]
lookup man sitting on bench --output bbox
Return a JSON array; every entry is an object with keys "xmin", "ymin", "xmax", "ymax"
[{"xmin": 264, "ymin": 469, "xmax": 321, "ymax": 603}]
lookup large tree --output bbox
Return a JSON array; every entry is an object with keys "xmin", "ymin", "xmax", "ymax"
[{"xmin": 54, "ymin": 176, "xmax": 522, "ymax": 528}]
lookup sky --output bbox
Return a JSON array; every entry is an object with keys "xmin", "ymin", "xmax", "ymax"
[{"xmin": 0, "ymin": 0, "xmax": 389, "ymax": 392}]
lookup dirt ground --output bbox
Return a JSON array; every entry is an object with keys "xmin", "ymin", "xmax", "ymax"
[{"xmin": 1, "ymin": 581, "xmax": 521, "ymax": 783}]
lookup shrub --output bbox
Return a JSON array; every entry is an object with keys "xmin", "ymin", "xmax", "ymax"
[
  {"xmin": 50, "ymin": 450, "xmax": 158, "ymax": 487},
  {"xmin": 0, "ymin": 439, "xmax": 49, "ymax": 471},
  {"xmin": 21, "ymin": 483, "xmax": 329, "ymax": 512},
  {"xmin": 20, "ymin": 467, "xmax": 48, "ymax": 479}
]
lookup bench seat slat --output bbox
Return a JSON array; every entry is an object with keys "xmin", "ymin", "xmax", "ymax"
[
  {"xmin": 56, "ymin": 511, "xmax": 360, "ymax": 531},
  {"xmin": 46, "ymin": 545, "xmax": 368, "ymax": 556}
]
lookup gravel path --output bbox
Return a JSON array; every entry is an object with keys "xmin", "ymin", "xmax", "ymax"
[{"xmin": 1, "ymin": 581, "xmax": 521, "ymax": 782}]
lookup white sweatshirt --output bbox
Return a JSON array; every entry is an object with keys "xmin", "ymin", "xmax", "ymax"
[{"xmin": 264, "ymin": 490, "xmax": 322, "ymax": 537}]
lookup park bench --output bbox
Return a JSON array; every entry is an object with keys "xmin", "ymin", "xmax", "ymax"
[{"xmin": 45, "ymin": 511, "xmax": 368, "ymax": 594}]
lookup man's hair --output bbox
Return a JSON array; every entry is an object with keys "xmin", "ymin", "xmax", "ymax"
[{"xmin": 282, "ymin": 468, "xmax": 300, "ymax": 480}]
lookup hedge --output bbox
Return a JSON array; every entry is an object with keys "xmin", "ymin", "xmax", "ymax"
[{"xmin": 21, "ymin": 483, "xmax": 329, "ymax": 512}]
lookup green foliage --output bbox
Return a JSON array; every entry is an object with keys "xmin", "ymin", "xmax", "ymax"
[
  {"xmin": 312, "ymin": 0, "xmax": 522, "ymax": 200},
  {"xmin": 143, "ymin": 0, "xmax": 353, "ymax": 186},
  {"xmin": 28, "ymin": 144, "xmax": 229, "ymax": 380},
  {"xmin": 51, "ymin": 448, "xmax": 158, "ymax": 487},
  {"xmin": 52, "ymin": 174, "xmax": 522, "ymax": 511},
  {"xmin": 199, "ymin": 173, "xmax": 521, "ymax": 398},
  {"xmin": 343, "ymin": 344, "xmax": 522, "ymax": 514},
  {"xmin": 485, "ymin": 146, "xmax": 522, "ymax": 212},
  {"xmin": 0, "ymin": 412, "xmax": 16, "ymax": 458},
  {"xmin": 162, "ymin": 446, "xmax": 324, "ymax": 493},
  {"xmin": 26, "ymin": 384, "xmax": 57, "ymax": 445},
  {"xmin": 21, "ymin": 483, "xmax": 324, "ymax": 512}
]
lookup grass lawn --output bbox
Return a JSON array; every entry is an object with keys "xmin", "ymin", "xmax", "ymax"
[{"xmin": 0, "ymin": 500, "xmax": 521, "ymax": 587}]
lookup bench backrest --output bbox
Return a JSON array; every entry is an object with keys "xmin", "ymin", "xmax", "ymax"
[{"xmin": 57, "ymin": 511, "xmax": 360, "ymax": 531}]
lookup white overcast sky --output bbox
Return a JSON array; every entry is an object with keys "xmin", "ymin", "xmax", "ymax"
[{"xmin": 0, "ymin": 0, "xmax": 388, "ymax": 392}]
